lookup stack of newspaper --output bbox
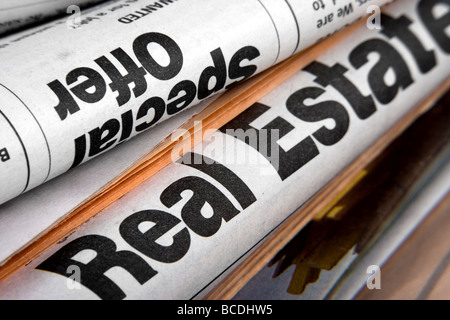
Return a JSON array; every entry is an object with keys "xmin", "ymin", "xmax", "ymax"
[{"xmin": 0, "ymin": 0, "xmax": 448, "ymax": 300}]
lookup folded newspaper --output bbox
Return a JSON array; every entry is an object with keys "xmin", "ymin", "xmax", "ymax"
[
  {"xmin": 0, "ymin": 0, "xmax": 393, "ymax": 205},
  {"xmin": 0, "ymin": 0, "xmax": 448, "ymax": 299}
]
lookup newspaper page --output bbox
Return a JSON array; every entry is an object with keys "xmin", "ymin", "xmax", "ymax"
[
  {"xmin": 0, "ymin": 0, "xmax": 448, "ymax": 300},
  {"xmin": 0, "ymin": 0, "xmax": 393, "ymax": 205},
  {"xmin": 0, "ymin": 0, "xmax": 108, "ymax": 35}
]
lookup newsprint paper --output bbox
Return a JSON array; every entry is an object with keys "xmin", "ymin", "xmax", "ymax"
[
  {"xmin": 0, "ymin": 0, "xmax": 393, "ymax": 205},
  {"xmin": 0, "ymin": 0, "xmax": 448, "ymax": 300}
]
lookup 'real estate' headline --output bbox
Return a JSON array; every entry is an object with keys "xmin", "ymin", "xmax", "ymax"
[
  {"xmin": 0, "ymin": 0, "xmax": 394, "ymax": 205},
  {"xmin": 0, "ymin": 0, "xmax": 448, "ymax": 300}
]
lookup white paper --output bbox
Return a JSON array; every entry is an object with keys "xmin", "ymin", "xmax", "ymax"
[{"xmin": 0, "ymin": 0, "xmax": 448, "ymax": 300}]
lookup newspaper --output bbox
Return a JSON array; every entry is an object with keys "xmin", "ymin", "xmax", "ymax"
[
  {"xmin": 0, "ymin": 0, "xmax": 108, "ymax": 35},
  {"xmin": 0, "ymin": 0, "xmax": 393, "ymax": 205},
  {"xmin": 0, "ymin": 0, "xmax": 448, "ymax": 300}
]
